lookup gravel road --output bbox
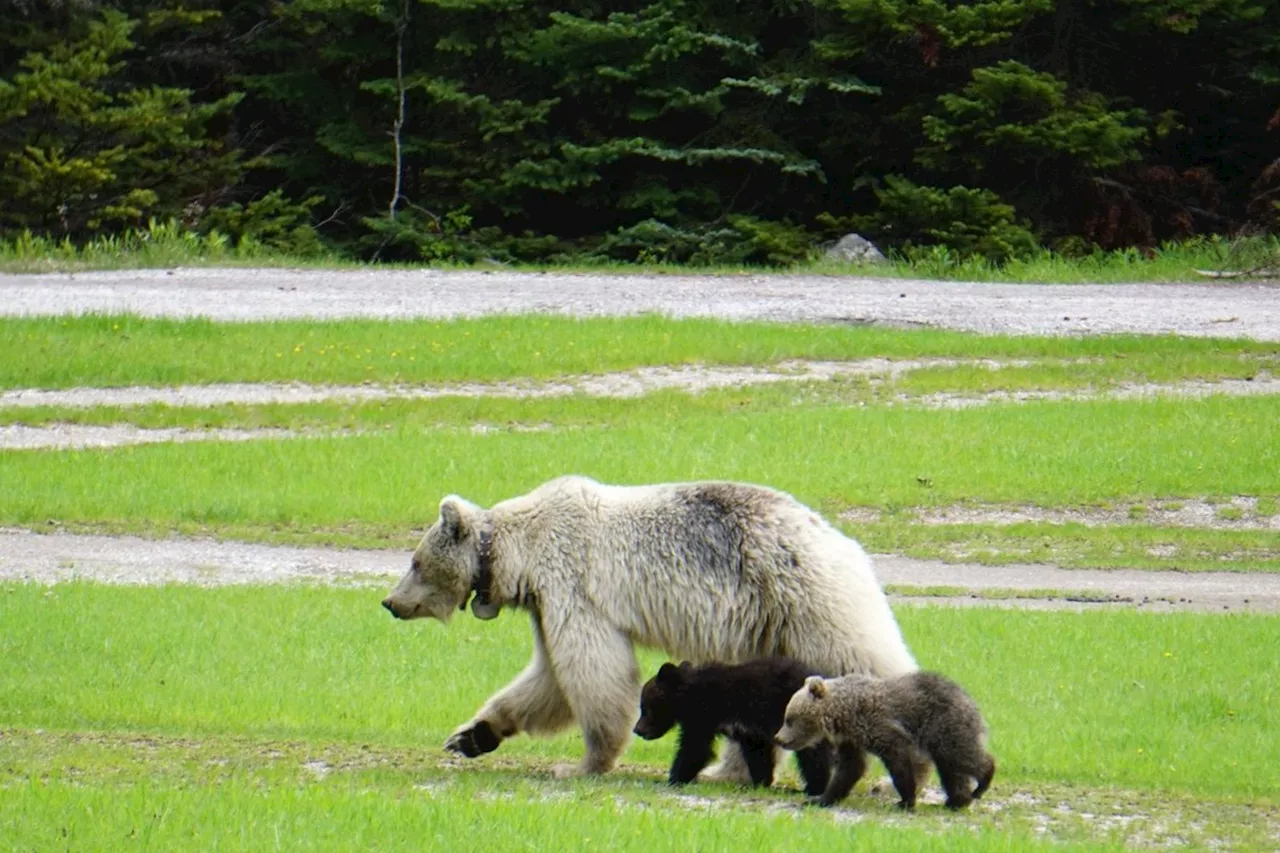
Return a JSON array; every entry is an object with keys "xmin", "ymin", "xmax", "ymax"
[
  {"xmin": 3, "ymin": 530, "xmax": 1275, "ymax": 612},
  {"xmin": 3, "ymin": 267, "xmax": 1279, "ymax": 339},
  {"xmin": 2, "ymin": 266, "xmax": 1277, "ymax": 603}
]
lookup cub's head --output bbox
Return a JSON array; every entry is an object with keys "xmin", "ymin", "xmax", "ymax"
[
  {"xmin": 774, "ymin": 675, "xmax": 830, "ymax": 751},
  {"xmin": 633, "ymin": 661, "xmax": 691, "ymax": 740},
  {"xmin": 382, "ymin": 495, "xmax": 486, "ymax": 623}
]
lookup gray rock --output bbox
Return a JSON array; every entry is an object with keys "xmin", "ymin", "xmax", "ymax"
[{"xmin": 824, "ymin": 232, "xmax": 887, "ymax": 265}]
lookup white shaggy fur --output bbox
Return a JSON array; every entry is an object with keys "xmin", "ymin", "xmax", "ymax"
[{"xmin": 382, "ymin": 475, "xmax": 917, "ymax": 776}]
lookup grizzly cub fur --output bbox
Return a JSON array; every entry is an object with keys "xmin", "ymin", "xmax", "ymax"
[
  {"xmin": 633, "ymin": 659, "xmax": 832, "ymax": 795},
  {"xmin": 774, "ymin": 671, "xmax": 995, "ymax": 810}
]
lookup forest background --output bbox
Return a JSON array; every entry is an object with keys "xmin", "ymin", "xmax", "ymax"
[{"xmin": 3, "ymin": 0, "xmax": 1279, "ymax": 267}]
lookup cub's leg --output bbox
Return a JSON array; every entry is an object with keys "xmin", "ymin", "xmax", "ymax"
[
  {"xmin": 669, "ymin": 727, "xmax": 717, "ymax": 785},
  {"xmin": 814, "ymin": 742, "xmax": 865, "ymax": 807},
  {"xmin": 879, "ymin": 744, "xmax": 923, "ymax": 810},
  {"xmin": 794, "ymin": 743, "xmax": 833, "ymax": 797},
  {"xmin": 973, "ymin": 753, "xmax": 997, "ymax": 799},
  {"xmin": 935, "ymin": 757, "xmax": 975, "ymax": 810},
  {"xmin": 739, "ymin": 736, "xmax": 778, "ymax": 787}
]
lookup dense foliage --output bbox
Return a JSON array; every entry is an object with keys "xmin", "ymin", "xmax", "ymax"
[{"xmin": 2, "ymin": 0, "xmax": 1278, "ymax": 264}]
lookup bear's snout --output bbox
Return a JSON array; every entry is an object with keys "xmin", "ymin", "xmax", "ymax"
[{"xmin": 382, "ymin": 597, "xmax": 403, "ymax": 618}]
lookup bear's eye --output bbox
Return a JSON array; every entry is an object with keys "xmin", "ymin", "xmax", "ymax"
[{"xmin": 784, "ymin": 715, "xmax": 793, "ymax": 726}]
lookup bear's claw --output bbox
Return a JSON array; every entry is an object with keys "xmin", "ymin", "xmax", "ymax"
[{"xmin": 444, "ymin": 721, "xmax": 502, "ymax": 758}]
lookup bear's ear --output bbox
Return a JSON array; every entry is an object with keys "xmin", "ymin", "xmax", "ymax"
[
  {"xmin": 657, "ymin": 662, "xmax": 684, "ymax": 684},
  {"xmin": 805, "ymin": 676, "xmax": 828, "ymax": 700},
  {"xmin": 678, "ymin": 661, "xmax": 694, "ymax": 672},
  {"xmin": 438, "ymin": 496, "xmax": 470, "ymax": 542}
]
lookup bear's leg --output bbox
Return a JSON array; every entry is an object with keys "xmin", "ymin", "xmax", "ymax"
[
  {"xmin": 669, "ymin": 727, "xmax": 717, "ymax": 785},
  {"xmin": 814, "ymin": 742, "xmax": 865, "ymax": 807},
  {"xmin": 794, "ymin": 743, "xmax": 833, "ymax": 797},
  {"xmin": 700, "ymin": 743, "xmax": 758, "ymax": 786},
  {"xmin": 542, "ymin": 611, "xmax": 641, "ymax": 777},
  {"xmin": 740, "ymin": 737, "xmax": 777, "ymax": 787},
  {"xmin": 879, "ymin": 746, "xmax": 921, "ymax": 810},
  {"xmin": 445, "ymin": 615, "xmax": 573, "ymax": 758},
  {"xmin": 935, "ymin": 756, "xmax": 975, "ymax": 810},
  {"xmin": 973, "ymin": 753, "xmax": 996, "ymax": 800},
  {"xmin": 911, "ymin": 747, "xmax": 933, "ymax": 791}
]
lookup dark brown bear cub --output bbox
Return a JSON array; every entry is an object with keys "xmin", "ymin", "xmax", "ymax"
[
  {"xmin": 775, "ymin": 671, "xmax": 996, "ymax": 810},
  {"xmin": 633, "ymin": 658, "xmax": 832, "ymax": 794}
]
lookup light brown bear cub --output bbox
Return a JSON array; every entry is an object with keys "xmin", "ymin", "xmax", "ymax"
[{"xmin": 774, "ymin": 672, "xmax": 995, "ymax": 810}]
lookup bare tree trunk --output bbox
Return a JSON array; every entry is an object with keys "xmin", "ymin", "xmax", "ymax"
[{"xmin": 388, "ymin": 0, "xmax": 409, "ymax": 221}]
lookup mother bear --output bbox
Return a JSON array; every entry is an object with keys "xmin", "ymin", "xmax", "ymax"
[{"xmin": 382, "ymin": 475, "xmax": 917, "ymax": 779}]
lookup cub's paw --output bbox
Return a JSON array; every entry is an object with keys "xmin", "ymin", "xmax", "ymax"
[{"xmin": 444, "ymin": 721, "xmax": 502, "ymax": 758}]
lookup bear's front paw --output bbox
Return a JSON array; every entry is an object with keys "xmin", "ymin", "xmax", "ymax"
[
  {"xmin": 444, "ymin": 721, "xmax": 502, "ymax": 758},
  {"xmin": 806, "ymin": 795, "xmax": 835, "ymax": 808}
]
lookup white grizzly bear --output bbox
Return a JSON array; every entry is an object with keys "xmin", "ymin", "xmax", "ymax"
[{"xmin": 381, "ymin": 475, "xmax": 917, "ymax": 778}]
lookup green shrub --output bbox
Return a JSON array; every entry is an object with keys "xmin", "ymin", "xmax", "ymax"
[{"xmin": 855, "ymin": 176, "xmax": 1039, "ymax": 261}]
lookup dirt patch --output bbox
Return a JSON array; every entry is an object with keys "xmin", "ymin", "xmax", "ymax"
[
  {"xmin": 5, "ymin": 360, "xmax": 1274, "ymax": 414},
  {"xmin": 911, "ymin": 374, "xmax": 1280, "ymax": 409},
  {"xmin": 0, "ymin": 529, "xmax": 400, "ymax": 587},
  {"xmin": 2, "ymin": 359, "xmax": 1275, "ymax": 450},
  {"xmin": 842, "ymin": 497, "xmax": 1280, "ymax": 532},
  {"xmin": 0, "ymin": 423, "xmax": 330, "ymax": 451},
  {"xmin": 3, "ymin": 529, "xmax": 1277, "ymax": 612},
  {"xmin": 0, "ymin": 357, "xmax": 993, "ymax": 411},
  {"xmin": 872, "ymin": 555, "xmax": 1280, "ymax": 612}
]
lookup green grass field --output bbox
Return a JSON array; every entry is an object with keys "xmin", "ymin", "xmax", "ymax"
[
  {"xmin": 2, "ymin": 584, "xmax": 1276, "ymax": 849},
  {"xmin": 2, "ymin": 314, "xmax": 1273, "ymax": 390},
  {"xmin": 2, "ymin": 391, "xmax": 1276, "ymax": 570},
  {"xmin": 2, "ymin": 307, "xmax": 1279, "ymax": 849}
]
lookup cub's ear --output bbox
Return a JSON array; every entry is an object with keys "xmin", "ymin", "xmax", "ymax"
[
  {"xmin": 657, "ymin": 662, "xmax": 684, "ymax": 684},
  {"xmin": 677, "ymin": 661, "xmax": 694, "ymax": 672},
  {"xmin": 805, "ymin": 676, "xmax": 828, "ymax": 700},
  {"xmin": 438, "ymin": 496, "xmax": 470, "ymax": 542}
]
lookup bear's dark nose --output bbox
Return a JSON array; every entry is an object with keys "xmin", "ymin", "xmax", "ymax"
[{"xmin": 382, "ymin": 598, "xmax": 400, "ymax": 618}]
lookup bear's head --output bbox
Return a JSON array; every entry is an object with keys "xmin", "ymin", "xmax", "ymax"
[
  {"xmin": 774, "ymin": 675, "xmax": 830, "ymax": 751},
  {"xmin": 633, "ymin": 661, "xmax": 692, "ymax": 740},
  {"xmin": 382, "ymin": 495, "xmax": 491, "ymax": 622}
]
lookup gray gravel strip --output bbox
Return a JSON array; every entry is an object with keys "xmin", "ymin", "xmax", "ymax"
[
  {"xmin": 3, "ymin": 267, "xmax": 1278, "ymax": 339},
  {"xmin": 842, "ymin": 497, "xmax": 1280, "ymax": 532},
  {"xmin": 873, "ymin": 556, "xmax": 1280, "ymax": 612},
  {"xmin": 0, "ymin": 424, "xmax": 318, "ymax": 451},
  {"xmin": 0, "ymin": 529, "xmax": 400, "ymax": 587},
  {"xmin": 0, "ymin": 359, "xmax": 934, "ymax": 410},
  {"xmin": 3, "ymin": 369, "xmax": 1276, "ymax": 414},
  {"xmin": 2, "ymin": 530, "xmax": 1275, "ymax": 612},
  {"xmin": 4, "ymin": 373, "xmax": 1275, "ymax": 451}
]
